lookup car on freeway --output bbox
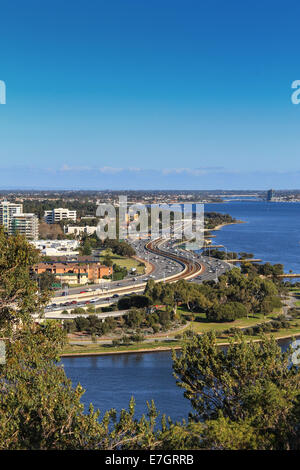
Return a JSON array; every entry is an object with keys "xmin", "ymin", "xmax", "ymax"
[
  {"xmin": 112, "ymin": 294, "xmax": 119, "ymax": 298},
  {"xmin": 80, "ymin": 291, "xmax": 87, "ymax": 294}
]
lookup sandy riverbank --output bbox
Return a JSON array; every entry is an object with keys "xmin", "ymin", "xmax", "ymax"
[{"xmin": 205, "ymin": 220, "xmax": 245, "ymax": 232}]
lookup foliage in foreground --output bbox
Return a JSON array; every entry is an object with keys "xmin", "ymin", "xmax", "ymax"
[
  {"xmin": 0, "ymin": 230, "xmax": 300, "ymax": 450},
  {"xmin": 1, "ymin": 325, "xmax": 299, "ymax": 450},
  {"xmin": 172, "ymin": 332, "xmax": 300, "ymax": 449},
  {"xmin": 0, "ymin": 228, "xmax": 49, "ymax": 330},
  {"xmin": 0, "ymin": 324, "xmax": 160, "ymax": 450}
]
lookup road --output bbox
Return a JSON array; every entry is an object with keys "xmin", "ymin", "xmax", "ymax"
[{"xmin": 40, "ymin": 237, "xmax": 231, "ymax": 318}]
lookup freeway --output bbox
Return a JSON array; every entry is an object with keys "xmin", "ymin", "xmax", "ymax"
[
  {"xmin": 41, "ymin": 237, "xmax": 231, "ymax": 317},
  {"xmin": 54, "ymin": 238, "xmax": 184, "ymax": 298}
]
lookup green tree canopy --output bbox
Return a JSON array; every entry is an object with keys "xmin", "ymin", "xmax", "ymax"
[{"xmin": 0, "ymin": 228, "xmax": 49, "ymax": 331}]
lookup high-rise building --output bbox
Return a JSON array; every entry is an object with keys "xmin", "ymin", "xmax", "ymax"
[
  {"xmin": 0, "ymin": 201, "xmax": 23, "ymax": 231},
  {"xmin": 44, "ymin": 208, "xmax": 77, "ymax": 224},
  {"xmin": 0, "ymin": 201, "xmax": 39, "ymax": 240},
  {"xmin": 11, "ymin": 213, "xmax": 39, "ymax": 240},
  {"xmin": 267, "ymin": 189, "xmax": 275, "ymax": 201}
]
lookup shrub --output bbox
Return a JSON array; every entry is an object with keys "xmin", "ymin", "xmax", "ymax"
[
  {"xmin": 71, "ymin": 307, "xmax": 86, "ymax": 314},
  {"xmin": 244, "ymin": 327, "xmax": 254, "ymax": 336},
  {"xmin": 129, "ymin": 334, "xmax": 145, "ymax": 343}
]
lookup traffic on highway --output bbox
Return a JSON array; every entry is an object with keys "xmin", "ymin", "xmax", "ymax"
[{"xmin": 41, "ymin": 237, "xmax": 231, "ymax": 318}]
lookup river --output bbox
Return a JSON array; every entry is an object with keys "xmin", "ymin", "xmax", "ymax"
[
  {"xmin": 62, "ymin": 200, "xmax": 300, "ymax": 421},
  {"xmin": 204, "ymin": 200, "xmax": 300, "ymax": 274}
]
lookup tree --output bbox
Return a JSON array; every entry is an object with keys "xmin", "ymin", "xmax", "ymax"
[
  {"xmin": 117, "ymin": 294, "xmax": 150, "ymax": 310},
  {"xmin": 102, "ymin": 252, "xmax": 113, "ymax": 267},
  {"xmin": 0, "ymin": 228, "xmax": 49, "ymax": 331},
  {"xmin": 172, "ymin": 332, "xmax": 300, "ymax": 449},
  {"xmin": 206, "ymin": 301, "xmax": 248, "ymax": 322},
  {"xmin": 36, "ymin": 271, "xmax": 57, "ymax": 291},
  {"xmin": 74, "ymin": 316, "xmax": 90, "ymax": 332},
  {"xmin": 0, "ymin": 229, "xmax": 160, "ymax": 450},
  {"xmin": 0, "ymin": 323, "xmax": 162, "ymax": 450},
  {"xmin": 125, "ymin": 309, "xmax": 144, "ymax": 328}
]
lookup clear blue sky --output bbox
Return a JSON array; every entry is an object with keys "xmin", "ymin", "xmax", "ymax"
[{"xmin": 0, "ymin": 0, "xmax": 300, "ymax": 190}]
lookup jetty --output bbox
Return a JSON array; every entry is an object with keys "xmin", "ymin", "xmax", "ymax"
[{"xmin": 227, "ymin": 259, "xmax": 262, "ymax": 263}]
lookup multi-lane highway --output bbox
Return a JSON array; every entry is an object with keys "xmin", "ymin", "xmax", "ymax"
[{"xmin": 39, "ymin": 238, "xmax": 231, "ymax": 319}]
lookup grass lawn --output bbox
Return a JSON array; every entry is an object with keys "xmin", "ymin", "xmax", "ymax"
[
  {"xmin": 62, "ymin": 339, "xmax": 180, "ymax": 356},
  {"xmin": 61, "ymin": 301, "xmax": 300, "ymax": 356},
  {"xmin": 178, "ymin": 306, "xmax": 277, "ymax": 335},
  {"xmin": 241, "ymin": 321, "xmax": 300, "ymax": 341},
  {"xmin": 62, "ymin": 322, "xmax": 300, "ymax": 356},
  {"xmin": 62, "ymin": 318, "xmax": 300, "ymax": 356},
  {"xmin": 99, "ymin": 249, "xmax": 145, "ymax": 274}
]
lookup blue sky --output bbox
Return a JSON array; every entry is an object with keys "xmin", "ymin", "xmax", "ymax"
[{"xmin": 0, "ymin": 0, "xmax": 300, "ymax": 189}]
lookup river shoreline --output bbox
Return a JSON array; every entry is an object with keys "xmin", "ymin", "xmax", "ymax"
[
  {"xmin": 208, "ymin": 220, "xmax": 245, "ymax": 231},
  {"xmin": 61, "ymin": 331, "xmax": 300, "ymax": 358}
]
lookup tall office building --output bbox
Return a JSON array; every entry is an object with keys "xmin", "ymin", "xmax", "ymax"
[
  {"xmin": 267, "ymin": 189, "xmax": 275, "ymax": 201},
  {"xmin": 0, "ymin": 201, "xmax": 39, "ymax": 240},
  {"xmin": 44, "ymin": 208, "xmax": 77, "ymax": 224}
]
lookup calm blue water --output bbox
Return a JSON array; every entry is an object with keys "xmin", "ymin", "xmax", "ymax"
[
  {"xmin": 62, "ymin": 201, "xmax": 300, "ymax": 421},
  {"xmin": 205, "ymin": 201, "xmax": 300, "ymax": 273},
  {"xmin": 62, "ymin": 351, "xmax": 192, "ymax": 421}
]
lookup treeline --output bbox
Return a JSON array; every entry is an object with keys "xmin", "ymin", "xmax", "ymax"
[
  {"xmin": 144, "ymin": 267, "xmax": 282, "ymax": 322},
  {"xmin": 23, "ymin": 199, "xmax": 97, "ymax": 220},
  {"xmin": 64, "ymin": 307, "xmax": 179, "ymax": 337},
  {"xmin": 80, "ymin": 234, "xmax": 136, "ymax": 257},
  {"xmin": 202, "ymin": 248, "xmax": 253, "ymax": 260},
  {"xmin": 203, "ymin": 248, "xmax": 285, "ymax": 277},
  {"xmin": 204, "ymin": 211, "xmax": 237, "ymax": 229},
  {"xmin": 224, "ymin": 317, "xmax": 294, "ymax": 337},
  {"xmin": 241, "ymin": 261, "xmax": 284, "ymax": 277}
]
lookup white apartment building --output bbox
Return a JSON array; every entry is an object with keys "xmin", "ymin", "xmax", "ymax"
[
  {"xmin": 0, "ymin": 201, "xmax": 23, "ymax": 230},
  {"xmin": 64, "ymin": 225, "xmax": 97, "ymax": 236},
  {"xmin": 0, "ymin": 201, "xmax": 39, "ymax": 240},
  {"xmin": 31, "ymin": 239, "xmax": 79, "ymax": 256},
  {"xmin": 44, "ymin": 208, "xmax": 77, "ymax": 224},
  {"xmin": 11, "ymin": 213, "xmax": 39, "ymax": 240}
]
